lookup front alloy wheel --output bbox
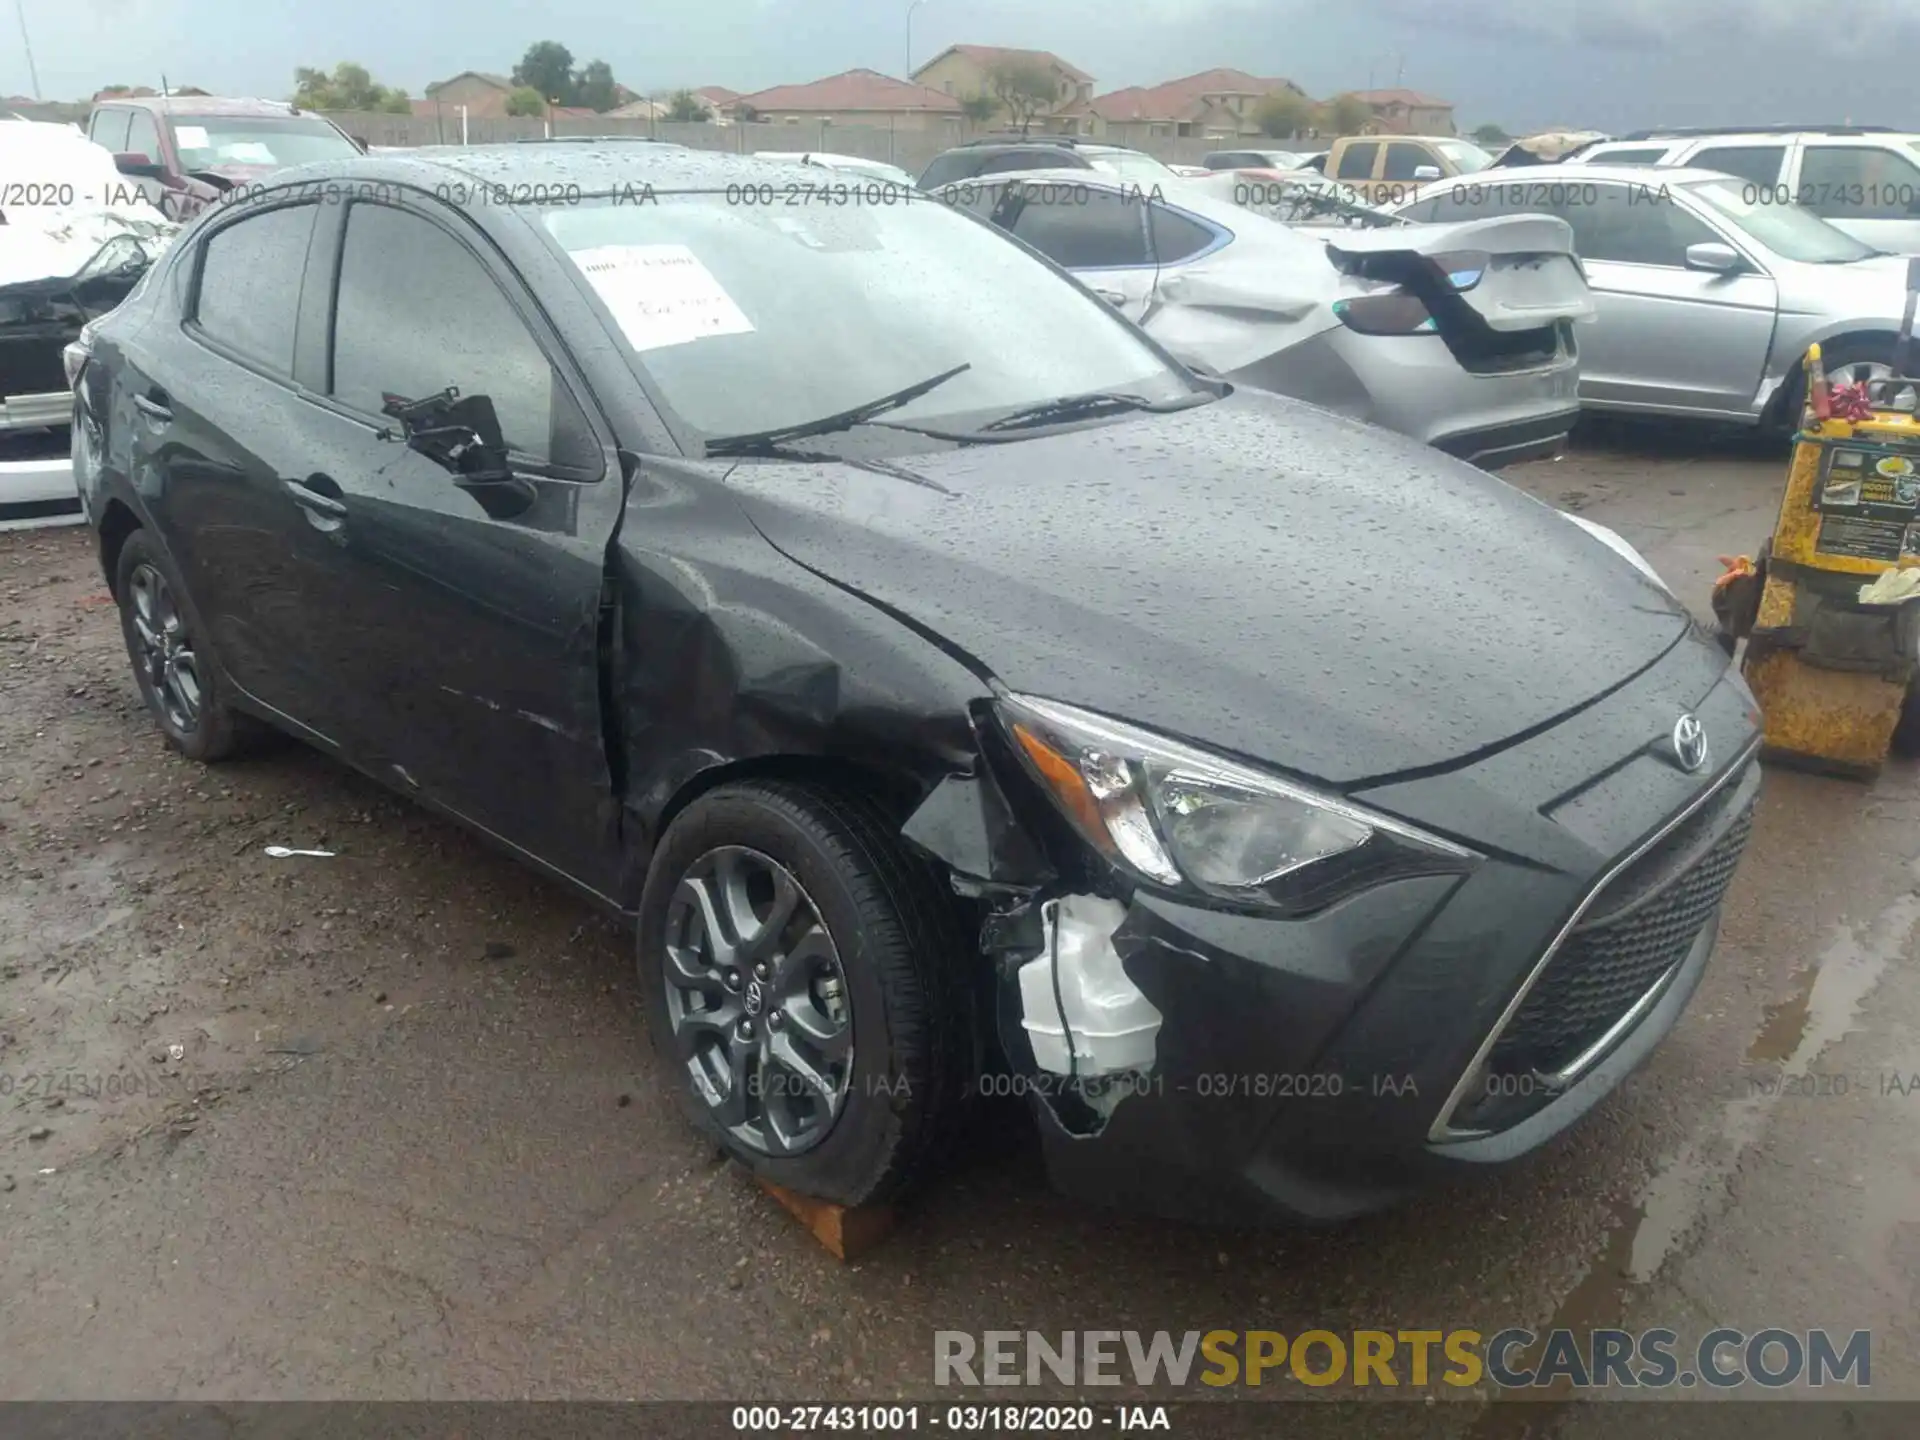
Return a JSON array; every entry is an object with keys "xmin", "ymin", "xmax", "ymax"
[{"xmin": 663, "ymin": 845, "xmax": 854, "ymax": 1156}]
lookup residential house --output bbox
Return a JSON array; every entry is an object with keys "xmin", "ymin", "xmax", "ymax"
[
  {"xmin": 607, "ymin": 98, "xmax": 668, "ymax": 120},
  {"xmin": 732, "ymin": 69, "xmax": 963, "ymax": 134},
  {"xmin": 1351, "ymin": 88, "xmax": 1455, "ymax": 135},
  {"xmin": 1087, "ymin": 68, "xmax": 1311, "ymax": 145},
  {"xmin": 419, "ymin": 71, "xmax": 518, "ymax": 117},
  {"xmin": 910, "ymin": 45, "xmax": 1094, "ymax": 133}
]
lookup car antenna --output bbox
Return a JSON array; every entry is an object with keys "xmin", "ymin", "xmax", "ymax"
[{"xmin": 160, "ymin": 74, "xmax": 170, "ymax": 99}]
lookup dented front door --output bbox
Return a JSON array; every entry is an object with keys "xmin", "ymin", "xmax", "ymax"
[{"xmin": 299, "ymin": 197, "xmax": 629, "ymax": 896}]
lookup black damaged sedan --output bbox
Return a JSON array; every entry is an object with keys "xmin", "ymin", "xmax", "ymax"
[{"xmin": 68, "ymin": 147, "xmax": 1761, "ymax": 1224}]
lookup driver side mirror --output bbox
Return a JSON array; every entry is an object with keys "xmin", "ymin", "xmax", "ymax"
[
  {"xmin": 113, "ymin": 152, "xmax": 166, "ymax": 180},
  {"xmin": 1413, "ymin": 164, "xmax": 1442, "ymax": 182},
  {"xmin": 1685, "ymin": 241, "xmax": 1745, "ymax": 275},
  {"xmin": 378, "ymin": 388, "xmax": 536, "ymax": 520}
]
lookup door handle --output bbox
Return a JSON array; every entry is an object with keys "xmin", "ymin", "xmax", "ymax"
[
  {"xmin": 133, "ymin": 394, "xmax": 172, "ymax": 422},
  {"xmin": 285, "ymin": 475, "xmax": 347, "ymax": 519},
  {"xmin": 1093, "ymin": 288, "xmax": 1127, "ymax": 307}
]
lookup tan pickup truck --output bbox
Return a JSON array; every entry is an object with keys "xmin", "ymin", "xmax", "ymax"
[{"xmin": 1314, "ymin": 135, "xmax": 1498, "ymax": 207}]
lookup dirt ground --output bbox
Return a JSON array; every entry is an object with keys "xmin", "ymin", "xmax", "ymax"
[{"xmin": 2, "ymin": 422, "xmax": 1918, "ymax": 1430}]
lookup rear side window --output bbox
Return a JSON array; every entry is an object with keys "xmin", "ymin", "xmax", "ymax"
[
  {"xmin": 1010, "ymin": 189, "xmax": 1151, "ymax": 268},
  {"xmin": 1798, "ymin": 145, "xmax": 1920, "ymax": 219},
  {"xmin": 1688, "ymin": 145, "xmax": 1786, "ymax": 187},
  {"xmin": 329, "ymin": 201, "xmax": 583, "ymax": 466},
  {"xmin": 917, "ymin": 152, "xmax": 981, "ymax": 189},
  {"xmin": 1584, "ymin": 146, "xmax": 1670, "ymax": 166},
  {"xmin": 1335, "ymin": 142, "xmax": 1379, "ymax": 180},
  {"xmin": 1147, "ymin": 204, "xmax": 1220, "ymax": 263},
  {"xmin": 978, "ymin": 149, "xmax": 1078, "ymax": 176},
  {"xmin": 193, "ymin": 203, "xmax": 317, "ymax": 376},
  {"xmin": 89, "ymin": 108, "xmax": 131, "ymax": 153}
]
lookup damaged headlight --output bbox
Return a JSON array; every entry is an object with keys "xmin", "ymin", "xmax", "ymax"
[{"xmin": 997, "ymin": 694, "xmax": 1477, "ymax": 915}]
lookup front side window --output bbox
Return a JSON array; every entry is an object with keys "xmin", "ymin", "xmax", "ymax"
[
  {"xmin": 539, "ymin": 191, "xmax": 1195, "ymax": 449},
  {"xmin": 1798, "ymin": 145, "xmax": 1920, "ymax": 220},
  {"xmin": 125, "ymin": 111, "xmax": 162, "ymax": 166},
  {"xmin": 1382, "ymin": 143, "xmax": 1434, "ymax": 182},
  {"xmin": 1431, "ymin": 139, "xmax": 1495, "ymax": 173},
  {"xmin": 169, "ymin": 115, "xmax": 360, "ymax": 171},
  {"xmin": 330, "ymin": 202, "xmax": 580, "ymax": 465},
  {"xmin": 1558, "ymin": 184, "xmax": 1717, "ymax": 266},
  {"xmin": 193, "ymin": 203, "xmax": 316, "ymax": 375},
  {"xmin": 1683, "ymin": 177, "xmax": 1878, "ymax": 263},
  {"xmin": 90, "ymin": 108, "xmax": 132, "ymax": 154}
]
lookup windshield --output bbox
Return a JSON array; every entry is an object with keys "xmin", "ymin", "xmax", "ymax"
[
  {"xmin": 540, "ymin": 192, "xmax": 1196, "ymax": 449},
  {"xmin": 1683, "ymin": 178, "xmax": 1878, "ymax": 263},
  {"xmin": 1089, "ymin": 150, "xmax": 1179, "ymax": 181},
  {"xmin": 167, "ymin": 116, "xmax": 359, "ymax": 171},
  {"xmin": 1432, "ymin": 139, "xmax": 1495, "ymax": 173}
]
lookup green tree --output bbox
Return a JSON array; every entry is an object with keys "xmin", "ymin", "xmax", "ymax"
[
  {"xmin": 291, "ymin": 62, "xmax": 410, "ymax": 114},
  {"xmin": 1472, "ymin": 123, "xmax": 1511, "ymax": 146},
  {"xmin": 513, "ymin": 41, "xmax": 577, "ymax": 105},
  {"xmin": 666, "ymin": 89, "xmax": 712, "ymax": 122},
  {"xmin": 505, "ymin": 86, "xmax": 546, "ymax": 118},
  {"xmin": 1254, "ymin": 89, "xmax": 1312, "ymax": 139},
  {"xmin": 959, "ymin": 93, "xmax": 998, "ymax": 127},
  {"xmin": 1319, "ymin": 92, "xmax": 1373, "ymax": 137},
  {"xmin": 985, "ymin": 59, "xmax": 1061, "ymax": 135},
  {"xmin": 575, "ymin": 59, "xmax": 619, "ymax": 112}
]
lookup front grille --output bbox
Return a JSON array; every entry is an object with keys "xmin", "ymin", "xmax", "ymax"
[{"xmin": 1487, "ymin": 793, "xmax": 1754, "ymax": 1084}]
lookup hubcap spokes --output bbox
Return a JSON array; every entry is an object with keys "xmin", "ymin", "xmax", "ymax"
[
  {"xmin": 128, "ymin": 563, "xmax": 202, "ymax": 733},
  {"xmin": 1834, "ymin": 360, "xmax": 1918, "ymax": 414},
  {"xmin": 662, "ymin": 846, "xmax": 852, "ymax": 1156}
]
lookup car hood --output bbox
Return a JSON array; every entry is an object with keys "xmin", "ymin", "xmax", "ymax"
[
  {"xmin": 720, "ymin": 389, "xmax": 1693, "ymax": 786},
  {"xmin": 1773, "ymin": 250, "xmax": 1920, "ymax": 320}
]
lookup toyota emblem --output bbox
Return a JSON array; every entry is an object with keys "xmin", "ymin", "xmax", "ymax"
[
  {"xmin": 743, "ymin": 979, "xmax": 766, "ymax": 1017},
  {"xmin": 1671, "ymin": 714, "xmax": 1709, "ymax": 773}
]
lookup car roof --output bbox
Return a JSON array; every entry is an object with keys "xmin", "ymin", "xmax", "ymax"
[
  {"xmin": 1614, "ymin": 125, "xmax": 1905, "ymax": 141},
  {"xmin": 259, "ymin": 145, "xmax": 828, "ymax": 196},
  {"xmin": 1440, "ymin": 161, "xmax": 1733, "ymax": 186},
  {"xmin": 93, "ymin": 95, "xmax": 315, "ymax": 118}
]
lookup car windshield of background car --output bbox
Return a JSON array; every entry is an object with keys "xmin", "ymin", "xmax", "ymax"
[
  {"xmin": 1433, "ymin": 139, "xmax": 1495, "ymax": 173},
  {"xmin": 168, "ymin": 116, "xmax": 360, "ymax": 171},
  {"xmin": 1684, "ymin": 178, "xmax": 1879, "ymax": 264},
  {"xmin": 540, "ymin": 191, "xmax": 1197, "ymax": 446}
]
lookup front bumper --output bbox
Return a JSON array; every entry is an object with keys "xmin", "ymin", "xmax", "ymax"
[{"xmin": 1020, "ymin": 628, "xmax": 1761, "ymax": 1224}]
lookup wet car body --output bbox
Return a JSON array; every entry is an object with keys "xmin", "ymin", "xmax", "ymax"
[{"xmin": 74, "ymin": 147, "xmax": 1761, "ymax": 1224}]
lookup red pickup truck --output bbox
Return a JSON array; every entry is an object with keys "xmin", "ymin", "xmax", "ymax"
[{"xmin": 83, "ymin": 96, "xmax": 365, "ymax": 222}]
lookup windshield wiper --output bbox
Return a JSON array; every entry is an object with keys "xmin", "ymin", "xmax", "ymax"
[
  {"xmin": 703, "ymin": 363, "xmax": 972, "ymax": 457},
  {"xmin": 975, "ymin": 389, "xmax": 1209, "ymax": 433}
]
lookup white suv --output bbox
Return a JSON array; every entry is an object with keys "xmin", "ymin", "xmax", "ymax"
[{"xmin": 1569, "ymin": 128, "xmax": 1920, "ymax": 254}]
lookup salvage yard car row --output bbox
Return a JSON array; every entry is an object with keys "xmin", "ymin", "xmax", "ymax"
[{"xmin": 50, "ymin": 135, "xmax": 1770, "ymax": 1224}]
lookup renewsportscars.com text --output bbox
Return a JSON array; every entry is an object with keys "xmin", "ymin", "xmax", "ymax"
[{"xmin": 934, "ymin": 1328, "xmax": 1870, "ymax": 1390}]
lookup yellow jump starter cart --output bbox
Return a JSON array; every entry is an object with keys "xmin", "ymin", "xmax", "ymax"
[{"xmin": 1730, "ymin": 267, "xmax": 1920, "ymax": 776}]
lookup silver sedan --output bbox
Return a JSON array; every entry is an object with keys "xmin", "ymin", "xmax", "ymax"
[
  {"xmin": 1394, "ymin": 163, "xmax": 1920, "ymax": 421},
  {"xmin": 933, "ymin": 169, "xmax": 1594, "ymax": 470}
]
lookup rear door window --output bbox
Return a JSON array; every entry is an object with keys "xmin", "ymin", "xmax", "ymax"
[
  {"xmin": 1335, "ymin": 142, "xmax": 1380, "ymax": 181},
  {"xmin": 1687, "ymin": 145, "xmax": 1787, "ymax": 188},
  {"xmin": 1798, "ymin": 145, "xmax": 1920, "ymax": 219},
  {"xmin": 1008, "ymin": 188, "xmax": 1151, "ymax": 268},
  {"xmin": 192, "ymin": 203, "xmax": 318, "ymax": 376}
]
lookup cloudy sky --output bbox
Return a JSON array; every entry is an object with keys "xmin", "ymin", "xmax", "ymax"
[{"xmin": 10, "ymin": 0, "xmax": 1920, "ymax": 132}]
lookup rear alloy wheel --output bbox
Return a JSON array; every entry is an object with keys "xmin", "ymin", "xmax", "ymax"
[
  {"xmin": 639, "ymin": 780, "xmax": 975, "ymax": 1206},
  {"xmin": 114, "ymin": 530, "xmax": 262, "ymax": 762}
]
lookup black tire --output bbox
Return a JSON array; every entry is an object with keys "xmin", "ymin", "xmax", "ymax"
[
  {"xmin": 1895, "ymin": 683, "xmax": 1920, "ymax": 759},
  {"xmin": 638, "ymin": 779, "xmax": 976, "ymax": 1206},
  {"xmin": 114, "ymin": 529, "xmax": 266, "ymax": 762}
]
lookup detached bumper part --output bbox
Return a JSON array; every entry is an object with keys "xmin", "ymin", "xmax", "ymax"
[{"xmin": 1018, "ymin": 895, "xmax": 1164, "ymax": 1108}]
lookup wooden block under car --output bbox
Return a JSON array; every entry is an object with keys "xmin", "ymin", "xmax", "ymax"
[{"xmin": 756, "ymin": 1176, "xmax": 896, "ymax": 1260}]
